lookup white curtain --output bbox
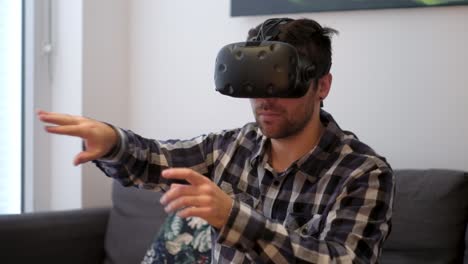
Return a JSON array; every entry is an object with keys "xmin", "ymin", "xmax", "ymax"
[{"xmin": 0, "ymin": 0, "xmax": 23, "ymax": 214}]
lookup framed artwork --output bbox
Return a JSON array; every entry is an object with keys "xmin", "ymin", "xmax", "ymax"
[{"xmin": 231, "ymin": 0, "xmax": 468, "ymax": 16}]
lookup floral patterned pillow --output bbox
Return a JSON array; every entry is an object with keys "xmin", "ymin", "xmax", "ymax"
[{"xmin": 141, "ymin": 214, "xmax": 212, "ymax": 264}]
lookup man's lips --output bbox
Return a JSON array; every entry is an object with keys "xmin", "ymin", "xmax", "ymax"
[
  {"xmin": 257, "ymin": 111, "xmax": 281, "ymax": 116},
  {"xmin": 257, "ymin": 111, "xmax": 282, "ymax": 122}
]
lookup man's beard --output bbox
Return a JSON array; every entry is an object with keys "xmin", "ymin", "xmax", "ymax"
[{"xmin": 254, "ymin": 100, "xmax": 314, "ymax": 139}]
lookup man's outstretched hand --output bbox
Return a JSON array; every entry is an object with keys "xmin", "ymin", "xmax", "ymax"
[
  {"xmin": 160, "ymin": 168, "xmax": 233, "ymax": 229},
  {"xmin": 37, "ymin": 110, "xmax": 119, "ymax": 166}
]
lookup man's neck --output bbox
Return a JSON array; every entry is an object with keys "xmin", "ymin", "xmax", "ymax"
[{"xmin": 269, "ymin": 114, "xmax": 323, "ymax": 173}]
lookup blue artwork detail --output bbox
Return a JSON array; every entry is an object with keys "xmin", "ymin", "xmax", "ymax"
[{"xmin": 231, "ymin": 0, "xmax": 468, "ymax": 16}]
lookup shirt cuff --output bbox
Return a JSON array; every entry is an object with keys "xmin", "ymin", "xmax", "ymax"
[
  {"xmin": 217, "ymin": 198, "xmax": 266, "ymax": 250},
  {"xmin": 97, "ymin": 125, "xmax": 127, "ymax": 163}
]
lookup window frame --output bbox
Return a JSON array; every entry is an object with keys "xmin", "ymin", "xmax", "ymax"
[{"xmin": 23, "ymin": 0, "xmax": 53, "ymax": 213}]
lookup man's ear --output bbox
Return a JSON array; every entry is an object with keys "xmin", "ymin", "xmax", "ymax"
[{"xmin": 318, "ymin": 73, "xmax": 332, "ymax": 101}]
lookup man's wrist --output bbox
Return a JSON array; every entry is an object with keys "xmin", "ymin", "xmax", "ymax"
[
  {"xmin": 99, "ymin": 124, "xmax": 125, "ymax": 162},
  {"xmin": 217, "ymin": 199, "xmax": 265, "ymax": 250}
]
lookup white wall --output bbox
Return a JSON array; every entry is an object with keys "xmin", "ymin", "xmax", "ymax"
[
  {"xmin": 33, "ymin": 1, "xmax": 468, "ymax": 210},
  {"xmin": 49, "ymin": 0, "xmax": 83, "ymax": 210},
  {"xmin": 327, "ymin": 7, "xmax": 468, "ymax": 171},
  {"xmin": 129, "ymin": 1, "xmax": 254, "ymax": 140},
  {"xmin": 29, "ymin": 0, "xmax": 128, "ymax": 211},
  {"xmin": 129, "ymin": 1, "xmax": 468, "ymax": 171},
  {"xmin": 82, "ymin": 0, "xmax": 129, "ymax": 208}
]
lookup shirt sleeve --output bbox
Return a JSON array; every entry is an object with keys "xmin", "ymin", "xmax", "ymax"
[
  {"xmin": 217, "ymin": 166, "xmax": 394, "ymax": 263},
  {"xmin": 92, "ymin": 127, "xmax": 220, "ymax": 190}
]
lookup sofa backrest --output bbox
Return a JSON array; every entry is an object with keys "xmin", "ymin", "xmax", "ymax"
[
  {"xmin": 104, "ymin": 182, "xmax": 167, "ymax": 264},
  {"xmin": 103, "ymin": 169, "xmax": 468, "ymax": 264},
  {"xmin": 381, "ymin": 169, "xmax": 468, "ymax": 264}
]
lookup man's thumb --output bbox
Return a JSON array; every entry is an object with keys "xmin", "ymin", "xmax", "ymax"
[{"xmin": 73, "ymin": 151, "xmax": 96, "ymax": 166}]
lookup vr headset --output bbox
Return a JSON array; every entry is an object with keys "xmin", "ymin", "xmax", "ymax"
[{"xmin": 214, "ymin": 18, "xmax": 320, "ymax": 99}]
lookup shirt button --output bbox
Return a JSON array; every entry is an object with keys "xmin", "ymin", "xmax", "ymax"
[
  {"xmin": 301, "ymin": 227, "xmax": 308, "ymax": 236},
  {"xmin": 273, "ymin": 180, "xmax": 280, "ymax": 186}
]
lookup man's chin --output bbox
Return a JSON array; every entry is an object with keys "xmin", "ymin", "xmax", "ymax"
[
  {"xmin": 258, "ymin": 125, "xmax": 286, "ymax": 139},
  {"xmin": 256, "ymin": 118, "xmax": 288, "ymax": 138}
]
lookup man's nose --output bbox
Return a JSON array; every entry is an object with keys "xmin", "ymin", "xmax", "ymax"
[
  {"xmin": 255, "ymin": 98, "xmax": 278, "ymax": 104},
  {"xmin": 254, "ymin": 98, "xmax": 278, "ymax": 110}
]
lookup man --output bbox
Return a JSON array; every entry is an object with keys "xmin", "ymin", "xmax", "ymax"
[{"xmin": 38, "ymin": 18, "xmax": 394, "ymax": 263}]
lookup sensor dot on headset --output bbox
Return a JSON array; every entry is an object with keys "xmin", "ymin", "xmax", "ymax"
[
  {"xmin": 235, "ymin": 51, "xmax": 243, "ymax": 60},
  {"xmin": 258, "ymin": 50, "xmax": 267, "ymax": 60},
  {"xmin": 218, "ymin": 64, "xmax": 227, "ymax": 73}
]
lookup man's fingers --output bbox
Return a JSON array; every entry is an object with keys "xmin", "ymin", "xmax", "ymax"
[
  {"xmin": 176, "ymin": 207, "xmax": 212, "ymax": 220},
  {"xmin": 163, "ymin": 195, "xmax": 211, "ymax": 214},
  {"xmin": 38, "ymin": 110, "xmax": 80, "ymax": 126},
  {"xmin": 161, "ymin": 168, "xmax": 209, "ymax": 185},
  {"xmin": 45, "ymin": 125, "xmax": 87, "ymax": 137},
  {"xmin": 160, "ymin": 184, "xmax": 200, "ymax": 205}
]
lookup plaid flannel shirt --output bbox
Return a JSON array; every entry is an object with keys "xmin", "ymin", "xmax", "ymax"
[{"xmin": 94, "ymin": 110, "xmax": 394, "ymax": 263}]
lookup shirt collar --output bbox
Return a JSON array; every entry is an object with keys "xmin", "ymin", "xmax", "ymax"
[
  {"xmin": 296, "ymin": 110, "xmax": 348, "ymax": 175},
  {"xmin": 249, "ymin": 126, "xmax": 269, "ymax": 167}
]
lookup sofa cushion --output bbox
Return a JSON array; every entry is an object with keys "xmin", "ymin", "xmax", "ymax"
[
  {"xmin": 104, "ymin": 181, "xmax": 167, "ymax": 264},
  {"xmin": 142, "ymin": 214, "xmax": 211, "ymax": 264},
  {"xmin": 381, "ymin": 169, "xmax": 468, "ymax": 264}
]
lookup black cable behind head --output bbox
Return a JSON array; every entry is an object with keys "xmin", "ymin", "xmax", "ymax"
[{"xmin": 250, "ymin": 18, "xmax": 294, "ymax": 42}]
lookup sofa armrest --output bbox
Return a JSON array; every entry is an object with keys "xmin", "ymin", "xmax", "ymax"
[
  {"xmin": 465, "ymin": 224, "xmax": 468, "ymax": 264},
  {"xmin": 0, "ymin": 208, "xmax": 110, "ymax": 264}
]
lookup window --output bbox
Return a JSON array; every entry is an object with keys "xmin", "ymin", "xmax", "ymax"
[{"xmin": 0, "ymin": 0, "xmax": 23, "ymax": 214}]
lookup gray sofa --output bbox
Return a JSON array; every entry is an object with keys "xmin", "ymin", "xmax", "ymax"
[{"xmin": 0, "ymin": 169, "xmax": 467, "ymax": 264}]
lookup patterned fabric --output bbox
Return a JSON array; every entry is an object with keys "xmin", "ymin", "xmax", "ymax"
[
  {"xmin": 94, "ymin": 110, "xmax": 394, "ymax": 263},
  {"xmin": 141, "ymin": 215, "xmax": 211, "ymax": 264}
]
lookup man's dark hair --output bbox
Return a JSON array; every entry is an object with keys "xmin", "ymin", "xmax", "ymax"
[{"xmin": 248, "ymin": 18, "xmax": 338, "ymax": 83}]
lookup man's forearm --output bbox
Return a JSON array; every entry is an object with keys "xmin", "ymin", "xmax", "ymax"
[{"xmin": 93, "ymin": 128, "xmax": 214, "ymax": 188}]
